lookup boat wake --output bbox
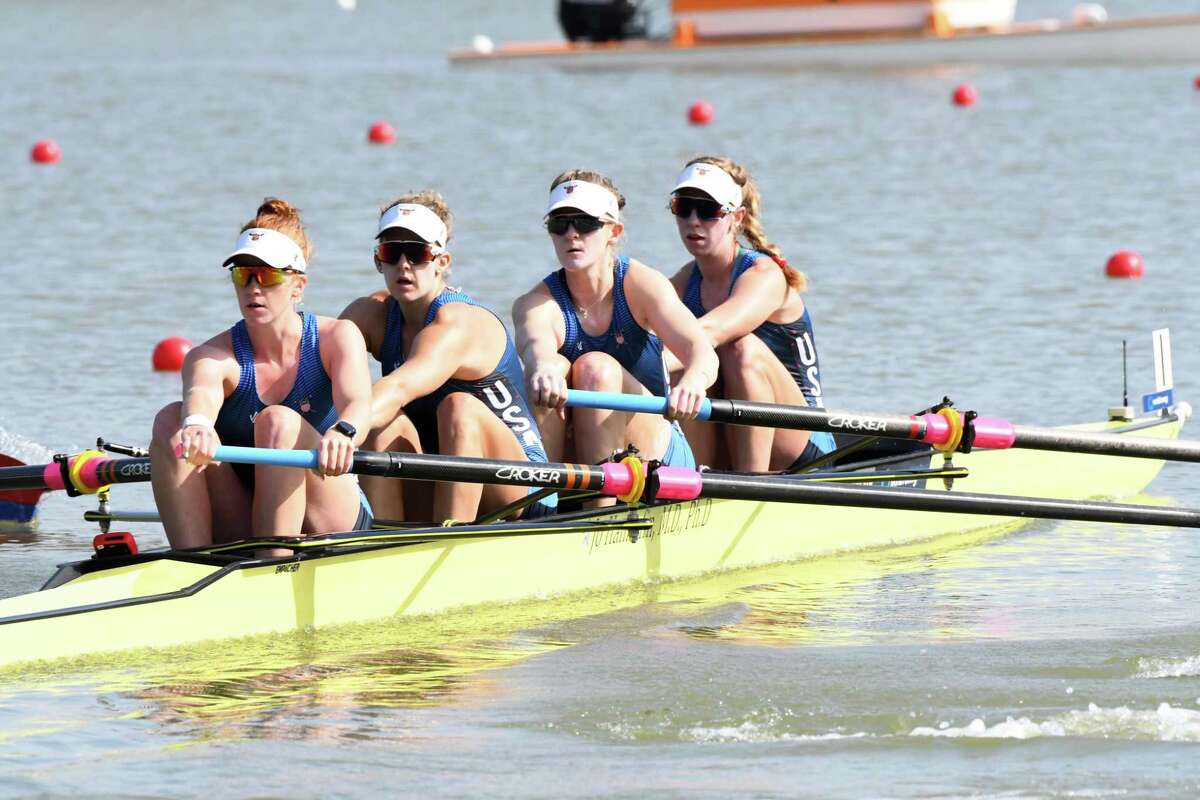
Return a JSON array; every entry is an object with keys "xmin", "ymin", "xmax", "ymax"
[
  {"xmin": 1134, "ymin": 654, "xmax": 1200, "ymax": 679},
  {"xmin": 910, "ymin": 702, "xmax": 1200, "ymax": 742},
  {"xmin": 0, "ymin": 426, "xmax": 52, "ymax": 465}
]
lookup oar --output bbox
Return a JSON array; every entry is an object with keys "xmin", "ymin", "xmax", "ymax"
[
  {"xmin": 0, "ymin": 452, "xmax": 152, "ymax": 494},
  {"xmin": 0, "ymin": 455, "xmax": 43, "ymax": 524},
  {"xmin": 211, "ymin": 445, "xmax": 1200, "ymax": 530},
  {"xmin": 564, "ymin": 390, "xmax": 1197, "ymax": 462}
]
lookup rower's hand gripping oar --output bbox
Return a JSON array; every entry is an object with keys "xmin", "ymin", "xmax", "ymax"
[
  {"xmin": 210, "ymin": 445, "xmax": 1200, "ymax": 530},
  {"xmin": 564, "ymin": 390, "xmax": 1198, "ymax": 463}
]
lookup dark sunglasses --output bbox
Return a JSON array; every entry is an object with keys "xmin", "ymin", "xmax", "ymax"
[
  {"xmin": 670, "ymin": 196, "xmax": 729, "ymax": 221},
  {"xmin": 545, "ymin": 215, "xmax": 607, "ymax": 236},
  {"xmin": 374, "ymin": 241, "xmax": 438, "ymax": 266},
  {"xmin": 228, "ymin": 265, "xmax": 297, "ymax": 288}
]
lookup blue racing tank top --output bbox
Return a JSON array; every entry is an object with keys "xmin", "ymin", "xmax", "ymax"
[
  {"xmin": 214, "ymin": 311, "xmax": 336, "ymax": 486},
  {"xmin": 378, "ymin": 290, "xmax": 553, "ymax": 476},
  {"xmin": 543, "ymin": 255, "xmax": 670, "ymax": 397},
  {"xmin": 683, "ymin": 248, "xmax": 835, "ymax": 454}
]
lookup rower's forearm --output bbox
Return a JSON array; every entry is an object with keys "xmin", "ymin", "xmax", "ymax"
[
  {"xmin": 368, "ymin": 381, "xmax": 409, "ymax": 432},
  {"xmin": 181, "ymin": 386, "xmax": 222, "ymax": 424},
  {"xmin": 338, "ymin": 401, "xmax": 373, "ymax": 446},
  {"xmin": 681, "ymin": 346, "xmax": 719, "ymax": 389}
]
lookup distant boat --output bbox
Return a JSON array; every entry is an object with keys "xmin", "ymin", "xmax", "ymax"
[{"xmin": 449, "ymin": 0, "xmax": 1200, "ymax": 68}]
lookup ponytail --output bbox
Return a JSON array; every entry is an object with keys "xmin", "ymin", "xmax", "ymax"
[{"xmin": 686, "ymin": 156, "xmax": 806, "ymax": 292}]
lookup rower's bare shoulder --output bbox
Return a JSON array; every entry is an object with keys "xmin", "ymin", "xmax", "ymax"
[
  {"xmin": 339, "ymin": 291, "xmax": 389, "ymax": 323},
  {"xmin": 189, "ymin": 330, "xmax": 233, "ymax": 362},
  {"xmin": 183, "ymin": 331, "xmax": 236, "ymax": 381},
  {"xmin": 666, "ymin": 263, "xmax": 691, "ymax": 294},
  {"xmin": 429, "ymin": 298, "xmax": 488, "ymax": 329},
  {"xmin": 624, "ymin": 258, "xmax": 675, "ymax": 293},
  {"xmin": 512, "ymin": 281, "xmax": 555, "ymax": 316},
  {"xmin": 315, "ymin": 315, "xmax": 368, "ymax": 348}
]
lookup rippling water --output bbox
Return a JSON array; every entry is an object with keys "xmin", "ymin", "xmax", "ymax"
[{"xmin": 2, "ymin": 0, "xmax": 1200, "ymax": 796}]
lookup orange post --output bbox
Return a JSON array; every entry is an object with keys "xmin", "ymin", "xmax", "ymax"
[
  {"xmin": 673, "ymin": 19, "xmax": 697, "ymax": 47},
  {"xmin": 927, "ymin": 3, "xmax": 954, "ymax": 37}
]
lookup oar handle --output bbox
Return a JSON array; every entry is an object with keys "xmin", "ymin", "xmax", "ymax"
[
  {"xmin": 564, "ymin": 389, "xmax": 713, "ymax": 421},
  {"xmin": 564, "ymin": 389, "xmax": 1016, "ymax": 449},
  {"xmin": 210, "ymin": 446, "xmax": 702, "ymax": 502},
  {"xmin": 214, "ymin": 445, "xmax": 318, "ymax": 469}
]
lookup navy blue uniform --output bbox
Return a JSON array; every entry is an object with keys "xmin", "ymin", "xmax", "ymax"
[
  {"xmin": 544, "ymin": 256, "xmax": 693, "ymax": 467},
  {"xmin": 682, "ymin": 248, "xmax": 835, "ymax": 457},
  {"xmin": 379, "ymin": 290, "xmax": 556, "ymax": 514},
  {"xmin": 213, "ymin": 312, "xmax": 372, "ymax": 526}
]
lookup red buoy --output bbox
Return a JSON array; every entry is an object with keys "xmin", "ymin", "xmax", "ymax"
[
  {"xmin": 1104, "ymin": 250, "xmax": 1144, "ymax": 279},
  {"xmin": 952, "ymin": 84, "xmax": 978, "ymax": 107},
  {"xmin": 1194, "ymin": 75, "xmax": 1200, "ymax": 90},
  {"xmin": 367, "ymin": 121, "xmax": 396, "ymax": 144},
  {"xmin": 30, "ymin": 139, "xmax": 61, "ymax": 164},
  {"xmin": 687, "ymin": 101, "xmax": 714, "ymax": 125},
  {"xmin": 152, "ymin": 336, "xmax": 193, "ymax": 371}
]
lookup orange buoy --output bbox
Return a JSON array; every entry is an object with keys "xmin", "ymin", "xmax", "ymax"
[
  {"xmin": 152, "ymin": 336, "xmax": 193, "ymax": 371},
  {"xmin": 367, "ymin": 121, "xmax": 396, "ymax": 144},
  {"xmin": 687, "ymin": 101, "xmax": 714, "ymax": 125},
  {"xmin": 1104, "ymin": 250, "xmax": 1144, "ymax": 279},
  {"xmin": 30, "ymin": 139, "xmax": 61, "ymax": 164},
  {"xmin": 952, "ymin": 84, "xmax": 978, "ymax": 107}
]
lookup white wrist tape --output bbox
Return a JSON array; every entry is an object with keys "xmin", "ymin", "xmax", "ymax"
[{"xmin": 182, "ymin": 414, "xmax": 214, "ymax": 429}]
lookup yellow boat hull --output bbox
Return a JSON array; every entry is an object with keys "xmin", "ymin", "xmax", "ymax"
[{"xmin": 0, "ymin": 415, "xmax": 1182, "ymax": 668}]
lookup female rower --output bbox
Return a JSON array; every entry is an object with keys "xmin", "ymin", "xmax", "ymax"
[
  {"xmin": 666, "ymin": 156, "xmax": 835, "ymax": 472},
  {"xmin": 339, "ymin": 191, "xmax": 555, "ymax": 523},
  {"xmin": 150, "ymin": 198, "xmax": 373, "ymax": 548},
  {"xmin": 513, "ymin": 169, "xmax": 718, "ymax": 470}
]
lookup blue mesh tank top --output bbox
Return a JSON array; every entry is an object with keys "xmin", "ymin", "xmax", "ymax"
[
  {"xmin": 378, "ymin": 290, "xmax": 551, "ymax": 468},
  {"xmin": 214, "ymin": 311, "xmax": 336, "ymax": 486},
  {"xmin": 543, "ymin": 255, "xmax": 669, "ymax": 397},
  {"xmin": 682, "ymin": 248, "xmax": 834, "ymax": 453}
]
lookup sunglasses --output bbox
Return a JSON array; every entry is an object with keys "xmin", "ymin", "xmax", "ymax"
[
  {"xmin": 670, "ymin": 196, "xmax": 729, "ymax": 221},
  {"xmin": 545, "ymin": 215, "xmax": 607, "ymax": 236},
  {"xmin": 228, "ymin": 265, "xmax": 297, "ymax": 288},
  {"xmin": 374, "ymin": 241, "xmax": 439, "ymax": 266}
]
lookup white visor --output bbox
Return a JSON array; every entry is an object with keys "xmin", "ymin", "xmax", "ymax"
[
  {"xmin": 222, "ymin": 228, "xmax": 307, "ymax": 272},
  {"xmin": 545, "ymin": 180, "xmax": 621, "ymax": 223},
  {"xmin": 671, "ymin": 163, "xmax": 743, "ymax": 211},
  {"xmin": 377, "ymin": 204, "xmax": 448, "ymax": 249}
]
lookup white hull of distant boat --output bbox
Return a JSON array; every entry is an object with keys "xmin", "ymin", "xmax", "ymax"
[{"xmin": 449, "ymin": 14, "xmax": 1200, "ymax": 69}]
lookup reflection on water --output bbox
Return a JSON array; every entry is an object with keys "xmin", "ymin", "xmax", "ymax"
[
  {"xmin": 0, "ymin": 494, "xmax": 1192, "ymax": 756},
  {"xmin": 0, "ymin": 521, "xmax": 1015, "ymax": 745}
]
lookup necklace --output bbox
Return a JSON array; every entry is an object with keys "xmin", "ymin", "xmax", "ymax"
[{"xmin": 575, "ymin": 289, "xmax": 611, "ymax": 320}]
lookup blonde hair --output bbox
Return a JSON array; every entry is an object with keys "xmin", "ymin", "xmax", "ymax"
[
  {"xmin": 381, "ymin": 190, "xmax": 454, "ymax": 243},
  {"xmin": 241, "ymin": 197, "xmax": 311, "ymax": 264},
  {"xmin": 686, "ymin": 156, "xmax": 806, "ymax": 292},
  {"xmin": 549, "ymin": 169, "xmax": 626, "ymax": 213}
]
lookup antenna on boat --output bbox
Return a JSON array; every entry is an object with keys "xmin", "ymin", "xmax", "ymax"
[
  {"xmin": 1122, "ymin": 339, "xmax": 1129, "ymax": 407},
  {"xmin": 1108, "ymin": 339, "xmax": 1134, "ymax": 422}
]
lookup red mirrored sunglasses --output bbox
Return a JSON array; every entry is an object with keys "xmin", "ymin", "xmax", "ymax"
[{"xmin": 375, "ymin": 241, "xmax": 439, "ymax": 266}]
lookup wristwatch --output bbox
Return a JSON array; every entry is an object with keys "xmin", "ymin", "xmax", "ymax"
[{"xmin": 332, "ymin": 420, "xmax": 357, "ymax": 439}]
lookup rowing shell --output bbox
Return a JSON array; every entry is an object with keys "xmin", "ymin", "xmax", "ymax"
[{"xmin": 0, "ymin": 411, "xmax": 1182, "ymax": 668}]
